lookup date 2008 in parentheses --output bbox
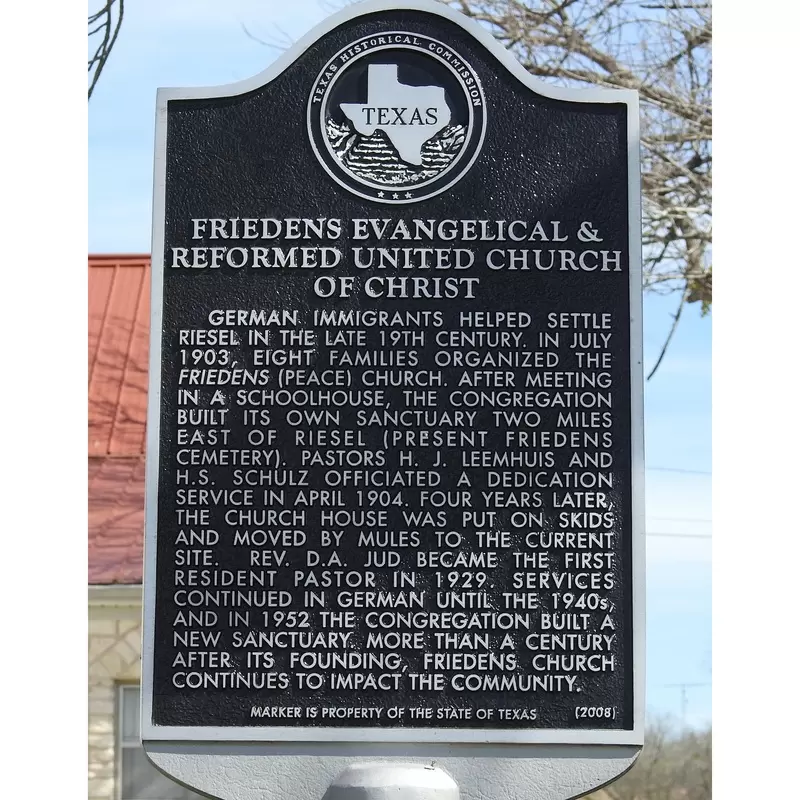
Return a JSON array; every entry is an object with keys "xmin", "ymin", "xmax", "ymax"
[{"xmin": 575, "ymin": 706, "xmax": 617, "ymax": 720}]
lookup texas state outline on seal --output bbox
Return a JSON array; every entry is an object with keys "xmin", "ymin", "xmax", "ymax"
[{"xmin": 340, "ymin": 64, "xmax": 451, "ymax": 165}]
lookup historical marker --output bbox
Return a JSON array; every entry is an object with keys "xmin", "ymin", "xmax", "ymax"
[{"xmin": 143, "ymin": 2, "xmax": 644, "ymax": 797}]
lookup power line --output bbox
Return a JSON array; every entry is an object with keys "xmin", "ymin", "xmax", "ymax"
[
  {"xmin": 660, "ymin": 682, "xmax": 711, "ymax": 688},
  {"xmin": 649, "ymin": 516, "xmax": 711, "ymax": 523},
  {"xmin": 647, "ymin": 466, "xmax": 710, "ymax": 475},
  {"xmin": 646, "ymin": 532, "xmax": 711, "ymax": 539}
]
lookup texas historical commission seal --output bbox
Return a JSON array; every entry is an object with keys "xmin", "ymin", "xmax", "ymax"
[{"xmin": 308, "ymin": 32, "xmax": 486, "ymax": 204}]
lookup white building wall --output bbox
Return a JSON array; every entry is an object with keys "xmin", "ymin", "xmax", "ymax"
[{"xmin": 88, "ymin": 597, "xmax": 143, "ymax": 800}]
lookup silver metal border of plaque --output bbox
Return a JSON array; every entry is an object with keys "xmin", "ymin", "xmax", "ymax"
[{"xmin": 141, "ymin": 0, "xmax": 645, "ymax": 748}]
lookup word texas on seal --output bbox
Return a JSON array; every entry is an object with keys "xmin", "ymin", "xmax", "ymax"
[{"xmin": 308, "ymin": 32, "xmax": 487, "ymax": 204}]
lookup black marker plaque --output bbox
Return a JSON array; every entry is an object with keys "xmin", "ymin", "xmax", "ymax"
[{"xmin": 144, "ymin": 2, "xmax": 643, "ymax": 745}]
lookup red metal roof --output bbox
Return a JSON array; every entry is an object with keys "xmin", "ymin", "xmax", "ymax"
[
  {"xmin": 88, "ymin": 456, "xmax": 147, "ymax": 584},
  {"xmin": 89, "ymin": 255, "xmax": 150, "ymax": 585},
  {"xmin": 89, "ymin": 255, "xmax": 150, "ymax": 457}
]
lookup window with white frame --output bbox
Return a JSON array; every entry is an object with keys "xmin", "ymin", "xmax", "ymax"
[{"xmin": 117, "ymin": 685, "xmax": 205, "ymax": 800}]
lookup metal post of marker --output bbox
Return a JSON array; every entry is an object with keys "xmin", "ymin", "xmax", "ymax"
[{"xmin": 325, "ymin": 764, "xmax": 459, "ymax": 800}]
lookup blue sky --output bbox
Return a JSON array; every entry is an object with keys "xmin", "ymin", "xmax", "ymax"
[{"xmin": 88, "ymin": 0, "xmax": 712, "ymax": 728}]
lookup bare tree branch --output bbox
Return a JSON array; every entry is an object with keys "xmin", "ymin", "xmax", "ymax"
[
  {"xmin": 241, "ymin": 22, "xmax": 297, "ymax": 52},
  {"xmin": 595, "ymin": 716, "xmax": 711, "ymax": 800},
  {"xmin": 88, "ymin": 0, "xmax": 124, "ymax": 100},
  {"xmin": 647, "ymin": 285, "xmax": 688, "ymax": 380},
  {"xmin": 446, "ymin": 1, "xmax": 711, "ymax": 377}
]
